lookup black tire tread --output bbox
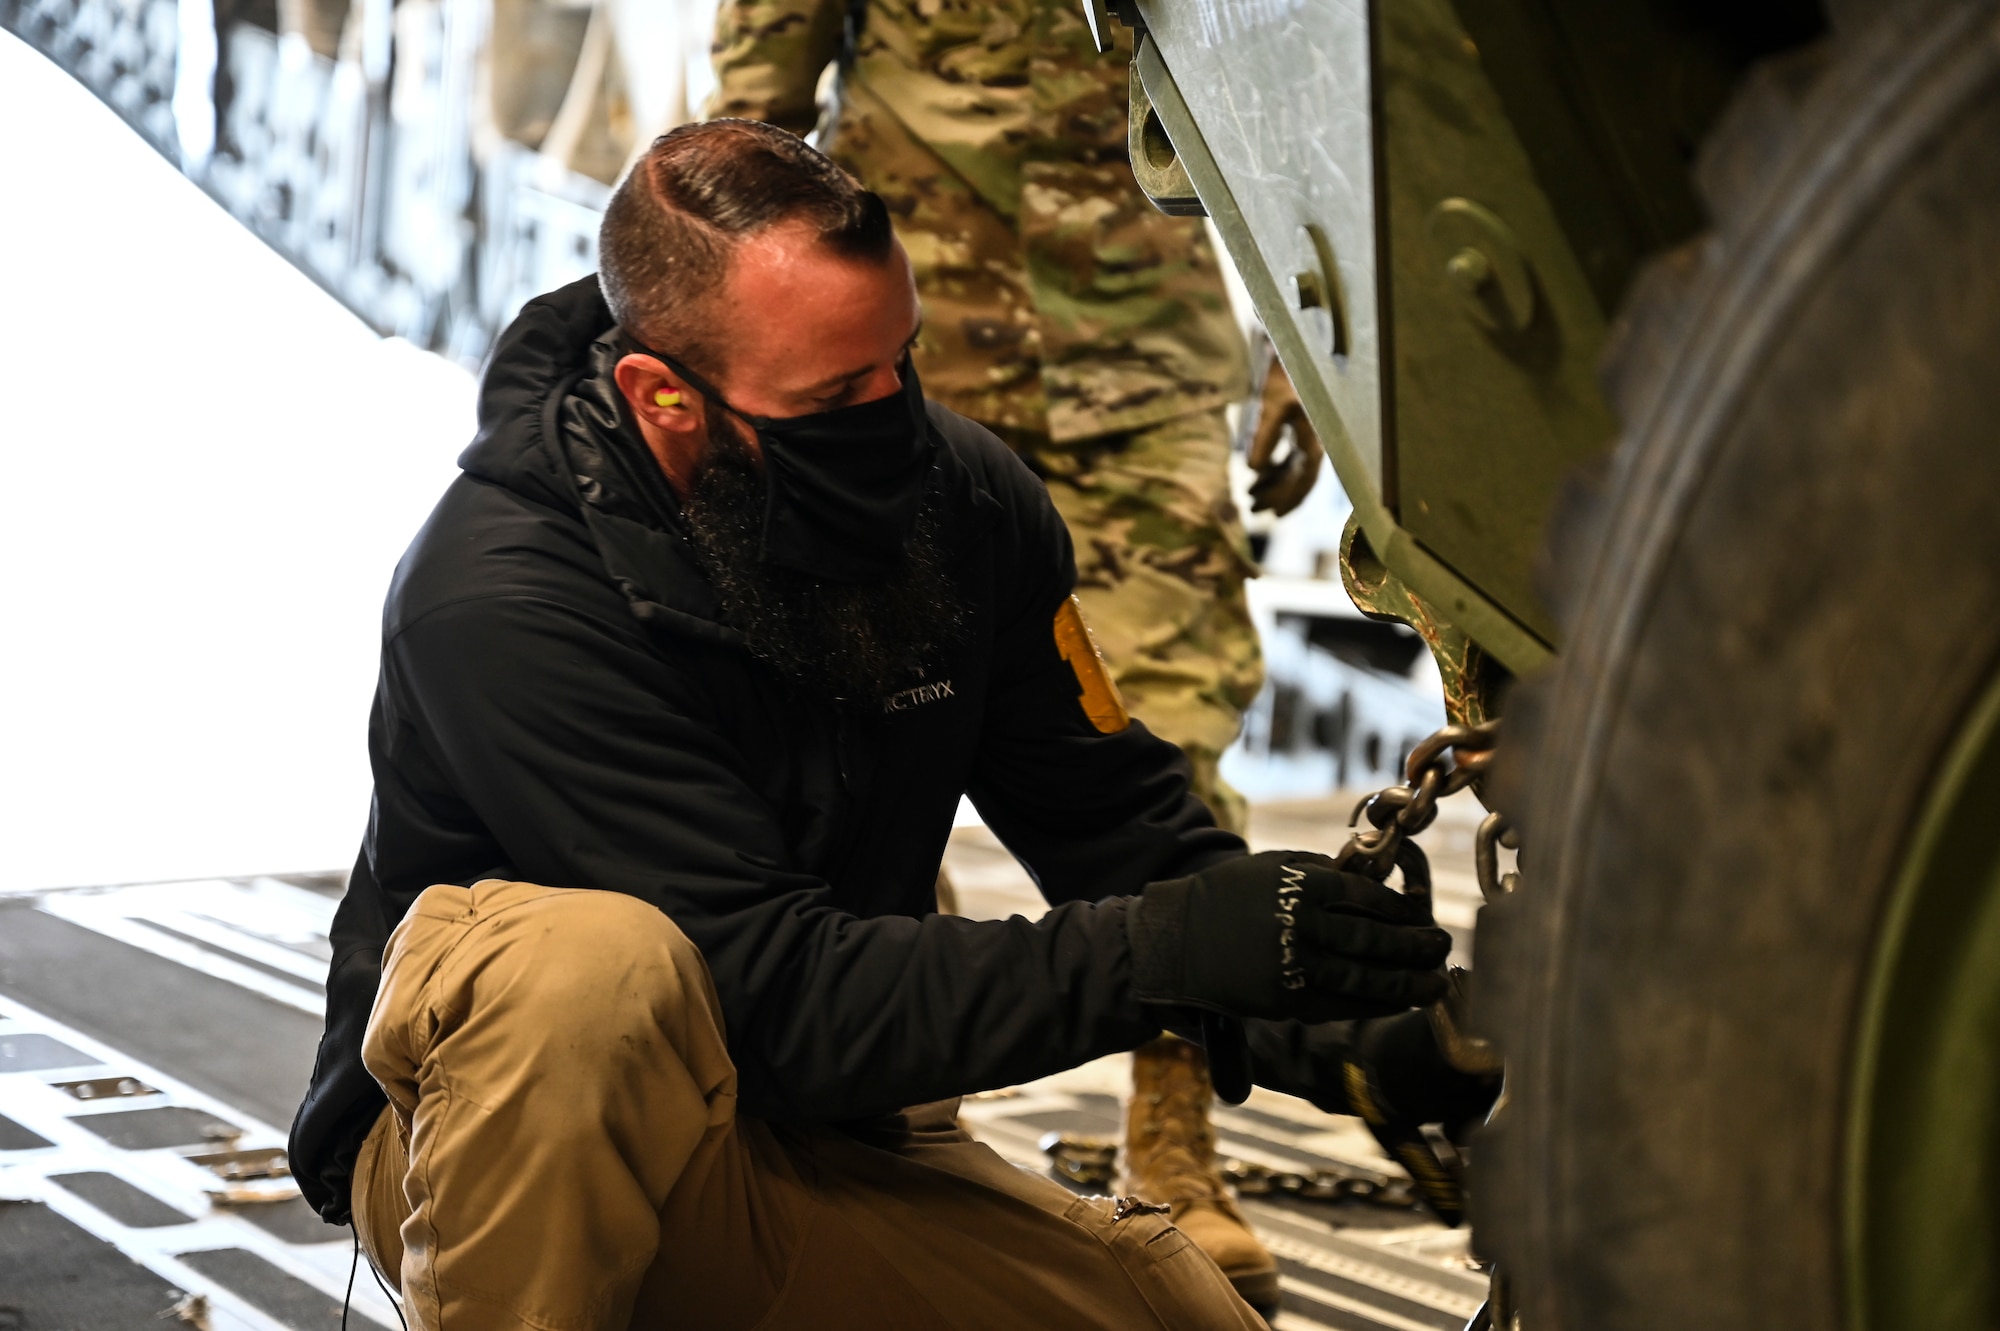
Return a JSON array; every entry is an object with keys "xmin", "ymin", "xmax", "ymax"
[{"xmin": 1484, "ymin": 1, "xmax": 2000, "ymax": 1325}]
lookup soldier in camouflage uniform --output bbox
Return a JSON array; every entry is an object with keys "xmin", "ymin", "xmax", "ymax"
[{"xmin": 709, "ymin": 0, "xmax": 1284, "ymax": 1310}]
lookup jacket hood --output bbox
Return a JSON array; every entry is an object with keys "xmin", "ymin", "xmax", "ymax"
[{"xmin": 457, "ymin": 274, "xmax": 614, "ymax": 512}]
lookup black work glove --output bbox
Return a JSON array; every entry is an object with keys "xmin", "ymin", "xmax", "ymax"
[
  {"xmin": 1241, "ymin": 1010, "xmax": 1500, "ymax": 1227},
  {"xmin": 1317, "ymin": 1010, "xmax": 1500, "ymax": 1228},
  {"xmin": 1314, "ymin": 1009, "xmax": 1499, "ymax": 1136},
  {"xmin": 1127, "ymin": 850, "xmax": 1451, "ymax": 1023}
]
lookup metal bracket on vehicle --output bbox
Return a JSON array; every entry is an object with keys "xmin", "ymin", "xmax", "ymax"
[
  {"xmin": 1127, "ymin": 45, "xmax": 1204, "ymax": 216},
  {"xmin": 1340, "ymin": 518, "xmax": 1501, "ymax": 728}
]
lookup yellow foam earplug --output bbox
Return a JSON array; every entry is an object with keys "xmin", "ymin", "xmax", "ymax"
[{"xmin": 654, "ymin": 389, "xmax": 683, "ymax": 408}]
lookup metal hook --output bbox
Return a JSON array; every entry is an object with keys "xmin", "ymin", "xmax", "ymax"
[{"xmin": 1473, "ymin": 811, "xmax": 1521, "ymax": 906}]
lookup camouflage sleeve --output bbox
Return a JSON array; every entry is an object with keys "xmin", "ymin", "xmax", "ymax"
[{"xmin": 705, "ymin": 0, "xmax": 845, "ymax": 136}]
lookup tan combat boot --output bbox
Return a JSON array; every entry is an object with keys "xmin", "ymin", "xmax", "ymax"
[{"xmin": 1123, "ymin": 1034, "xmax": 1280, "ymax": 1317}]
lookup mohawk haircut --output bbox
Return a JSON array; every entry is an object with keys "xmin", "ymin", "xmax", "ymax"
[{"xmin": 597, "ymin": 119, "xmax": 894, "ymax": 375}]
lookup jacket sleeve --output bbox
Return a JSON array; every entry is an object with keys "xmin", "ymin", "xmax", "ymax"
[
  {"xmin": 966, "ymin": 627, "xmax": 1248, "ymax": 904},
  {"xmin": 705, "ymin": 0, "xmax": 843, "ymax": 134},
  {"xmin": 381, "ymin": 593, "xmax": 1162, "ymax": 1122},
  {"xmin": 962, "ymin": 453, "xmax": 1247, "ymax": 904}
]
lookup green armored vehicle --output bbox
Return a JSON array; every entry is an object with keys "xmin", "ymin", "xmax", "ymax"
[{"xmin": 1097, "ymin": 0, "xmax": 2000, "ymax": 1326}]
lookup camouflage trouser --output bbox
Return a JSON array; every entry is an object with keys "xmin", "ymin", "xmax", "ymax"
[{"xmin": 1000, "ymin": 411, "xmax": 1265, "ymax": 836}]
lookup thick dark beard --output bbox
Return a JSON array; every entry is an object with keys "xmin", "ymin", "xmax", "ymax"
[{"xmin": 679, "ymin": 414, "xmax": 967, "ymax": 706}]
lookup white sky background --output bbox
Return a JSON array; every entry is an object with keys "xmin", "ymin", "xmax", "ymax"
[{"xmin": 0, "ymin": 31, "xmax": 476, "ymax": 890}]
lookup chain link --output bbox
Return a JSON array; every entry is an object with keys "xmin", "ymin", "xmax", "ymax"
[
  {"xmin": 1037, "ymin": 1133, "xmax": 1427, "ymax": 1211},
  {"xmin": 1332, "ymin": 718, "xmax": 1522, "ymax": 1330},
  {"xmin": 1333, "ymin": 720, "xmax": 1501, "ymax": 881},
  {"xmin": 1219, "ymin": 1157, "xmax": 1424, "ymax": 1209},
  {"xmin": 1474, "ymin": 810, "xmax": 1521, "ymax": 905},
  {"xmin": 1283, "ymin": 718, "xmax": 1526, "ymax": 1328},
  {"xmin": 1330, "ymin": 718, "xmax": 1510, "ymax": 1077},
  {"xmin": 1038, "ymin": 720, "xmax": 1517, "ymax": 1235}
]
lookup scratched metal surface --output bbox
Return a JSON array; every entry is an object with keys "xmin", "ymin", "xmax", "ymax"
[{"xmin": 1134, "ymin": 0, "xmax": 1384, "ymax": 493}]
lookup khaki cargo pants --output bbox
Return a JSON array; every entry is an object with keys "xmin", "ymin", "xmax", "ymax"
[{"xmin": 352, "ymin": 879, "xmax": 1267, "ymax": 1331}]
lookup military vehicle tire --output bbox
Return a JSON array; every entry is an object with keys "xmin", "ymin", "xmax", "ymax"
[{"xmin": 1476, "ymin": 2, "xmax": 2000, "ymax": 1328}]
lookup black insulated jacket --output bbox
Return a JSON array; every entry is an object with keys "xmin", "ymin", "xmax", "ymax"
[{"xmin": 289, "ymin": 276, "xmax": 1245, "ymax": 1221}]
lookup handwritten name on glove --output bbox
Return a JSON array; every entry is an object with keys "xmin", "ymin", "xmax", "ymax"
[{"xmin": 1128, "ymin": 850, "xmax": 1451, "ymax": 1023}]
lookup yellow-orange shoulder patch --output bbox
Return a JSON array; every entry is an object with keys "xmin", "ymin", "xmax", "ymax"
[{"xmin": 1053, "ymin": 596, "xmax": 1130, "ymax": 735}]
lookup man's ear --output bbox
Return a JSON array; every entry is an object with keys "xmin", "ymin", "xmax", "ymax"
[{"xmin": 613, "ymin": 353, "xmax": 704, "ymax": 437}]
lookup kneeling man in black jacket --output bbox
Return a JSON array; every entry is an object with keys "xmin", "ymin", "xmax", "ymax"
[{"xmin": 289, "ymin": 118, "xmax": 1484, "ymax": 1331}]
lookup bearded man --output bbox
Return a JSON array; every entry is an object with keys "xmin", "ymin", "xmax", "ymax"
[{"xmin": 288, "ymin": 119, "xmax": 1483, "ymax": 1331}]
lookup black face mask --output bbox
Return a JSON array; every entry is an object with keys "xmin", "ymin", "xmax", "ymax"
[{"xmin": 647, "ymin": 344, "xmax": 937, "ymax": 584}]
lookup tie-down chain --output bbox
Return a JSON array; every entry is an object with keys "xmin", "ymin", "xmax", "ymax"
[
  {"xmin": 1333, "ymin": 718, "xmax": 1512, "ymax": 1079},
  {"xmin": 1334, "ymin": 719, "xmax": 1520, "ymax": 1330}
]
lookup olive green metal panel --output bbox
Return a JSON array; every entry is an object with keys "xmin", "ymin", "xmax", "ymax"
[
  {"xmin": 1375, "ymin": 0, "xmax": 1619, "ymax": 645},
  {"xmin": 1124, "ymin": 1, "xmax": 1821, "ymax": 672},
  {"xmin": 1449, "ymin": 0, "xmax": 1706, "ymax": 315},
  {"xmin": 1452, "ymin": 0, "xmax": 1822, "ymax": 315},
  {"xmin": 1846, "ymin": 669, "xmax": 2000, "ymax": 1331},
  {"xmin": 1130, "ymin": 9, "xmax": 1556, "ymax": 675}
]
